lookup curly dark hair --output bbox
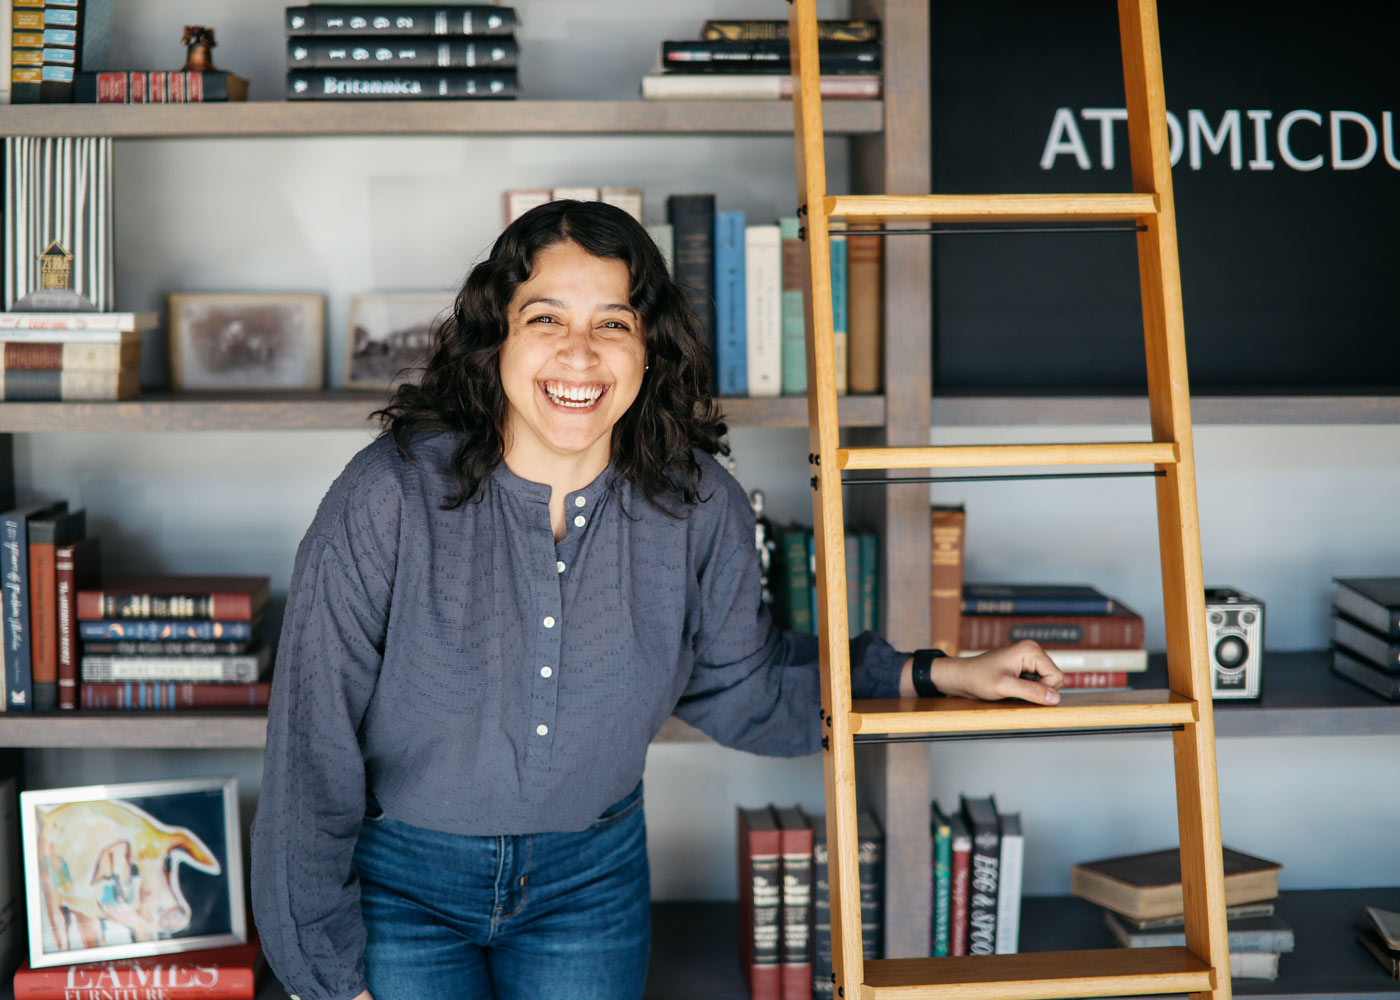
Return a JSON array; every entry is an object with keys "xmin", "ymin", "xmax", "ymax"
[{"xmin": 374, "ymin": 199, "xmax": 728, "ymax": 511}]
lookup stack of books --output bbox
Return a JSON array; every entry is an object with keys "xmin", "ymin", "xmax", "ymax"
[
  {"xmin": 75, "ymin": 575, "xmax": 273, "ymax": 710},
  {"xmin": 7, "ymin": 0, "xmax": 105, "ymax": 103},
  {"xmin": 929, "ymin": 796, "xmax": 1023, "ymax": 959},
  {"xmin": 737, "ymin": 804, "xmax": 883, "ymax": 1000},
  {"xmin": 0, "ymin": 310, "xmax": 150, "ymax": 401},
  {"xmin": 0, "ymin": 498, "xmax": 94, "ymax": 712},
  {"xmin": 957, "ymin": 583, "xmax": 1148, "ymax": 690},
  {"xmin": 1330, "ymin": 577, "xmax": 1400, "ymax": 701},
  {"xmin": 1358, "ymin": 905, "xmax": 1400, "ymax": 978},
  {"xmin": 1071, "ymin": 845, "xmax": 1290, "ymax": 980},
  {"xmin": 642, "ymin": 18, "xmax": 882, "ymax": 101},
  {"xmin": 12, "ymin": 932, "xmax": 265, "ymax": 1000},
  {"xmin": 285, "ymin": 3, "xmax": 519, "ymax": 101}
]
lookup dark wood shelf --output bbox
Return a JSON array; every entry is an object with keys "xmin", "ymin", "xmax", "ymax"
[
  {"xmin": 931, "ymin": 394, "xmax": 1400, "ymax": 426},
  {"xmin": 0, "ymin": 99, "xmax": 882, "ymax": 138},
  {"xmin": 0, "ymin": 392, "xmax": 884, "ymax": 432}
]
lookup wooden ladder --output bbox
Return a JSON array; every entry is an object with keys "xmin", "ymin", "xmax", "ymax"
[{"xmin": 786, "ymin": 1, "xmax": 1232, "ymax": 999}]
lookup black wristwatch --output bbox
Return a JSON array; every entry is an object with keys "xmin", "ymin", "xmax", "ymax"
[{"xmin": 911, "ymin": 648, "xmax": 948, "ymax": 698}]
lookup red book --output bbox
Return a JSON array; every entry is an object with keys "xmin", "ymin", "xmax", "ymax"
[
  {"xmin": 13, "ymin": 935, "xmax": 263, "ymax": 999},
  {"xmin": 77, "ymin": 575, "xmax": 270, "ymax": 622},
  {"xmin": 959, "ymin": 603, "xmax": 1145, "ymax": 651},
  {"xmin": 1060, "ymin": 671, "xmax": 1129, "ymax": 689},
  {"xmin": 55, "ymin": 538, "xmax": 101, "ymax": 711},
  {"xmin": 773, "ymin": 805, "xmax": 813, "ymax": 1000},
  {"xmin": 737, "ymin": 805, "xmax": 782, "ymax": 1000},
  {"xmin": 82, "ymin": 681, "xmax": 271, "ymax": 710},
  {"xmin": 948, "ymin": 811, "xmax": 971, "ymax": 956},
  {"xmin": 28, "ymin": 509, "xmax": 87, "ymax": 713}
]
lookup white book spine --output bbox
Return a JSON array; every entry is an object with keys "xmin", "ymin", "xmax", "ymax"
[
  {"xmin": 81, "ymin": 655, "xmax": 263, "ymax": 683},
  {"xmin": 994, "ymin": 813, "xmax": 1023, "ymax": 955},
  {"xmin": 551, "ymin": 186, "xmax": 599, "ymax": 202},
  {"xmin": 0, "ymin": 327, "xmax": 135, "ymax": 343},
  {"xmin": 959, "ymin": 648, "xmax": 1148, "ymax": 672},
  {"xmin": 745, "ymin": 224, "xmax": 782, "ymax": 397},
  {"xmin": 646, "ymin": 223, "xmax": 674, "ymax": 277},
  {"xmin": 600, "ymin": 187, "xmax": 644, "ymax": 224},
  {"xmin": 0, "ymin": 312, "xmax": 150, "ymax": 331},
  {"xmin": 641, "ymin": 73, "xmax": 781, "ymax": 101}
]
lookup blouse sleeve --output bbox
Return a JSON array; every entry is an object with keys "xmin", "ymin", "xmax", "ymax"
[
  {"xmin": 673, "ymin": 492, "xmax": 906, "ymax": 757},
  {"xmin": 251, "ymin": 513, "xmax": 393, "ymax": 1000}
]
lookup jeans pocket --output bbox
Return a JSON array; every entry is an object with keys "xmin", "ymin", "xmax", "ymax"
[
  {"xmin": 589, "ymin": 782, "xmax": 644, "ymax": 829},
  {"xmin": 363, "ymin": 798, "xmax": 391, "ymax": 827}
]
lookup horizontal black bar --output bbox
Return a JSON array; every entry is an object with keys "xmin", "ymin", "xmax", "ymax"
[
  {"xmin": 800, "ymin": 224, "xmax": 1147, "ymax": 238},
  {"xmin": 854, "ymin": 724, "xmax": 1182, "ymax": 745},
  {"xmin": 841, "ymin": 470, "xmax": 1166, "ymax": 486}
]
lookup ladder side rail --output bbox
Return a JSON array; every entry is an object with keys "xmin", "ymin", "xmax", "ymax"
[
  {"xmin": 1118, "ymin": 0, "xmax": 1231, "ymax": 993},
  {"xmin": 790, "ymin": 1, "xmax": 866, "ymax": 995}
]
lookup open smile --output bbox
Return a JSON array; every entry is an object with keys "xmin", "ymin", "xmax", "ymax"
[{"xmin": 541, "ymin": 380, "xmax": 609, "ymax": 410}]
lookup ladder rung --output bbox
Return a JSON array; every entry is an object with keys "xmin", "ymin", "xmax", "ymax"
[
  {"xmin": 861, "ymin": 947, "xmax": 1215, "ymax": 1000},
  {"xmin": 839, "ymin": 443, "xmax": 1177, "ymax": 472},
  {"xmin": 850, "ymin": 691, "xmax": 1198, "ymax": 737},
  {"xmin": 824, "ymin": 193, "xmax": 1159, "ymax": 225}
]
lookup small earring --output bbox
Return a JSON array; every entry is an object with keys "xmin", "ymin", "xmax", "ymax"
[{"xmin": 644, "ymin": 364, "xmax": 650, "ymax": 371}]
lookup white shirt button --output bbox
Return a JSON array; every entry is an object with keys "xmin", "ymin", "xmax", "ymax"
[
  {"xmin": 541, "ymin": 666, "xmax": 553, "ymax": 678},
  {"xmin": 556, "ymin": 560, "xmax": 566, "ymax": 573},
  {"xmin": 574, "ymin": 496, "xmax": 586, "ymax": 507},
  {"xmin": 536, "ymin": 724, "xmax": 548, "ymax": 736},
  {"xmin": 574, "ymin": 515, "xmax": 586, "ymax": 528},
  {"xmin": 543, "ymin": 616, "xmax": 555, "ymax": 628}
]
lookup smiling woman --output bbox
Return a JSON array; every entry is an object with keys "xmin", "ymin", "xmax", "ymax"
[{"xmin": 249, "ymin": 200, "xmax": 1062, "ymax": 1000}]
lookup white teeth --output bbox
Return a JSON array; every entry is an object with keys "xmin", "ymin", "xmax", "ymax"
[{"xmin": 544, "ymin": 383, "xmax": 604, "ymax": 407}]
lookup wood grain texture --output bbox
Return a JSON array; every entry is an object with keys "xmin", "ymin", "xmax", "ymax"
[
  {"xmin": 840, "ymin": 441, "xmax": 1177, "ymax": 470},
  {"xmin": 861, "ymin": 947, "xmax": 1213, "ymax": 1000},
  {"xmin": 827, "ymin": 193, "xmax": 1158, "ymax": 223},
  {"xmin": 851, "ymin": 691, "xmax": 1197, "ymax": 735},
  {"xmin": 0, "ymin": 100, "xmax": 883, "ymax": 138}
]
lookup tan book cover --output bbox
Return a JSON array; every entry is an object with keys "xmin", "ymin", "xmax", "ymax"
[
  {"xmin": 1070, "ymin": 846, "xmax": 1281, "ymax": 921},
  {"xmin": 846, "ymin": 224, "xmax": 882, "ymax": 393},
  {"xmin": 930, "ymin": 505, "xmax": 965, "ymax": 654}
]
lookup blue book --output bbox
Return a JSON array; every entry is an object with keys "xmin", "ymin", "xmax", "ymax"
[
  {"xmin": 830, "ymin": 221, "xmax": 848, "ymax": 393},
  {"xmin": 2, "ymin": 500, "xmax": 69, "ymax": 711},
  {"xmin": 79, "ymin": 619, "xmax": 259, "ymax": 642},
  {"xmin": 713, "ymin": 209, "xmax": 748, "ymax": 396},
  {"xmin": 962, "ymin": 583, "xmax": 1118, "ymax": 616}
]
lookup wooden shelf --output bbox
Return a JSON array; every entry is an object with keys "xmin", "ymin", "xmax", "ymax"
[
  {"xmin": 0, "ymin": 652, "xmax": 1386, "ymax": 750},
  {"xmin": 0, "ymin": 392, "xmax": 884, "ymax": 432},
  {"xmin": 931, "ymin": 394, "xmax": 1400, "ymax": 426},
  {"xmin": 0, "ymin": 100, "xmax": 882, "ymax": 138}
]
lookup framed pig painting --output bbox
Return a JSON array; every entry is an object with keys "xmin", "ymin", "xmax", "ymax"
[{"xmin": 19, "ymin": 776, "xmax": 245, "ymax": 968}]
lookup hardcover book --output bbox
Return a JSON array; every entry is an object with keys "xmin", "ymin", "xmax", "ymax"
[
  {"xmin": 78, "ymin": 619, "xmax": 259, "ymax": 643},
  {"xmin": 2, "ymin": 499, "xmax": 68, "ymax": 712},
  {"xmin": 743, "ymin": 222, "xmax": 782, "ymax": 397},
  {"xmin": 0, "ymin": 367, "xmax": 139, "ymax": 401},
  {"xmin": 959, "ymin": 648, "xmax": 1148, "ymax": 673},
  {"xmin": 1104, "ymin": 911, "xmax": 1295, "ymax": 952},
  {"xmin": 830, "ymin": 218, "xmax": 848, "ymax": 394},
  {"xmin": 659, "ymin": 39, "xmax": 881, "ymax": 75},
  {"xmin": 713, "ymin": 209, "xmax": 748, "ymax": 398},
  {"xmin": 845, "ymin": 224, "xmax": 882, "ymax": 393},
  {"xmin": 947, "ymin": 808, "xmax": 971, "ymax": 956},
  {"xmin": 701, "ymin": 19, "xmax": 881, "ymax": 42},
  {"xmin": 286, "ymin": 69, "xmax": 517, "ymax": 100},
  {"xmin": 287, "ymin": 37, "xmax": 518, "ymax": 70},
  {"xmin": 1357, "ymin": 925, "xmax": 1400, "ymax": 978},
  {"xmin": 1368, "ymin": 906, "xmax": 1400, "ymax": 950},
  {"xmin": 80, "ymin": 680, "xmax": 271, "ymax": 710},
  {"xmin": 1070, "ymin": 846, "xmax": 1282, "ymax": 921},
  {"xmin": 81, "ymin": 645, "xmax": 273, "ymax": 684},
  {"xmin": 857, "ymin": 809, "xmax": 883, "ymax": 960},
  {"xmin": 640, "ymin": 73, "xmax": 881, "ymax": 101},
  {"xmin": 1331, "ymin": 646, "xmax": 1400, "ymax": 702},
  {"xmin": 962, "ymin": 583, "xmax": 1118, "ymax": 616},
  {"xmin": 737, "ymin": 805, "xmax": 782, "ymax": 1000},
  {"xmin": 773, "ymin": 805, "xmax": 812, "ymax": 1000},
  {"xmin": 930, "ymin": 505, "xmax": 966, "ymax": 655},
  {"xmin": 960, "ymin": 795, "xmax": 1000, "ymax": 956},
  {"xmin": 995, "ymin": 812, "xmax": 1023, "ymax": 955},
  {"xmin": 26, "ymin": 507, "xmax": 85, "ymax": 712},
  {"xmin": 77, "ymin": 576, "xmax": 270, "ymax": 623},
  {"xmin": 1334, "ymin": 577, "xmax": 1400, "ymax": 639},
  {"xmin": 284, "ymin": 5, "xmax": 516, "ymax": 37},
  {"xmin": 930, "ymin": 803, "xmax": 953, "ymax": 956},
  {"xmin": 960, "ymin": 603, "xmax": 1146, "ymax": 650},
  {"xmin": 1119, "ymin": 901, "xmax": 1275, "ymax": 931},
  {"xmin": 777, "ymin": 216, "xmax": 805, "ymax": 396},
  {"xmin": 805, "ymin": 809, "xmax": 832, "ymax": 999},
  {"xmin": 54, "ymin": 536, "xmax": 99, "ymax": 711},
  {"xmin": 12, "ymin": 933, "xmax": 264, "ymax": 999},
  {"xmin": 74, "ymin": 71, "xmax": 248, "ymax": 102},
  {"xmin": 1332, "ymin": 613, "xmax": 1400, "ymax": 671},
  {"xmin": 0, "ymin": 339, "xmax": 142, "ymax": 370},
  {"xmin": 665, "ymin": 194, "xmax": 716, "ymax": 386}
]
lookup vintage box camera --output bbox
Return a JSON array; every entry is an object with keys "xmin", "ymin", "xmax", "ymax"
[{"xmin": 1205, "ymin": 587, "xmax": 1264, "ymax": 699}]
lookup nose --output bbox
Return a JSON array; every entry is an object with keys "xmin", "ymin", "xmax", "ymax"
[{"xmin": 556, "ymin": 323, "xmax": 600, "ymax": 368}]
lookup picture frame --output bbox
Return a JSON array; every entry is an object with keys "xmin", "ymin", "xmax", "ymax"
[
  {"xmin": 20, "ymin": 776, "xmax": 246, "ymax": 969},
  {"xmin": 168, "ymin": 292, "xmax": 325, "ymax": 391},
  {"xmin": 345, "ymin": 292, "xmax": 451, "ymax": 390}
]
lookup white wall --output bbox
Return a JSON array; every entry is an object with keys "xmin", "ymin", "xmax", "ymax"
[{"xmin": 17, "ymin": 0, "xmax": 1399, "ymax": 902}]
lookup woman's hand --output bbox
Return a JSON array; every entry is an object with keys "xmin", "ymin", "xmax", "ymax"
[{"xmin": 922, "ymin": 640, "xmax": 1064, "ymax": 704}]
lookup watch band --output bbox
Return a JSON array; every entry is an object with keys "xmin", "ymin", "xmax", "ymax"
[{"xmin": 911, "ymin": 648, "xmax": 947, "ymax": 698}]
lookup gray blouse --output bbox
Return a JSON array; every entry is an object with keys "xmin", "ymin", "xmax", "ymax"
[{"xmin": 250, "ymin": 430, "xmax": 906, "ymax": 1000}]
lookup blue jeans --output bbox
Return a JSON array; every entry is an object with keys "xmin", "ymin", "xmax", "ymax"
[{"xmin": 353, "ymin": 782, "xmax": 650, "ymax": 1000}]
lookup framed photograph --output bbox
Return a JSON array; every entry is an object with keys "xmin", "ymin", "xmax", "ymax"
[
  {"xmin": 168, "ymin": 292, "xmax": 325, "ymax": 391},
  {"xmin": 20, "ymin": 776, "xmax": 245, "ymax": 969},
  {"xmin": 346, "ymin": 292, "xmax": 451, "ymax": 390}
]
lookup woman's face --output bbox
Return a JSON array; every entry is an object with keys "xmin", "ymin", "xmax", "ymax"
[{"xmin": 499, "ymin": 240, "xmax": 647, "ymax": 475}]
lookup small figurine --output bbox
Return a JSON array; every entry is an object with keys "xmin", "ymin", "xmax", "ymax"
[
  {"xmin": 181, "ymin": 26, "xmax": 218, "ymax": 72},
  {"xmin": 12, "ymin": 241, "xmax": 96, "ymax": 312}
]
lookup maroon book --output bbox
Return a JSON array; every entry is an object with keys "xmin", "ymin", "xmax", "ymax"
[
  {"xmin": 77, "ymin": 575, "xmax": 270, "ymax": 622},
  {"xmin": 55, "ymin": 537, "xmax": 101, "ymax": 711},
  {"xmin": 773, "ymin": 806, "xmax": 814, "ymax": 1000},
  {"xmin": 960, "ymin": 603, "xmax": 1145, "ymax": 650},
  {"xmin": 81, "ymin": 681, "xmax": 270, "ymax": 710},
  {"xmin": 738, "ymin": 805, "xmax": 782, "ymax": 1000}
]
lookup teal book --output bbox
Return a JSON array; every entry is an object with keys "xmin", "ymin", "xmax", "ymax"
[
  {"xmin": 779, "ymin": 216, "xmax": 806, "ymax": 395},
  {"xmin": 931, "ymin": 803, "xmax": 953, "ymax": 956},
  {"xmin": 859, "ymin": 528, "xmax": 878, "ymax": 633},
  {"xmin": 713, "ymin": 209, "xmax": 748, "ymax": 396},
  {"xmin": 830, "ymin": 220, "xmax": 848, "ymax": 394},
  {"xmin": 780, "ymin": 525, "xmax": 813, "ymax": 634}
]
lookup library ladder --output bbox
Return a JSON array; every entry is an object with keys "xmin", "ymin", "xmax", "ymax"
[{"xmin": 786, "ymin": 1, "xmax": 1232, "ymax": 999}]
